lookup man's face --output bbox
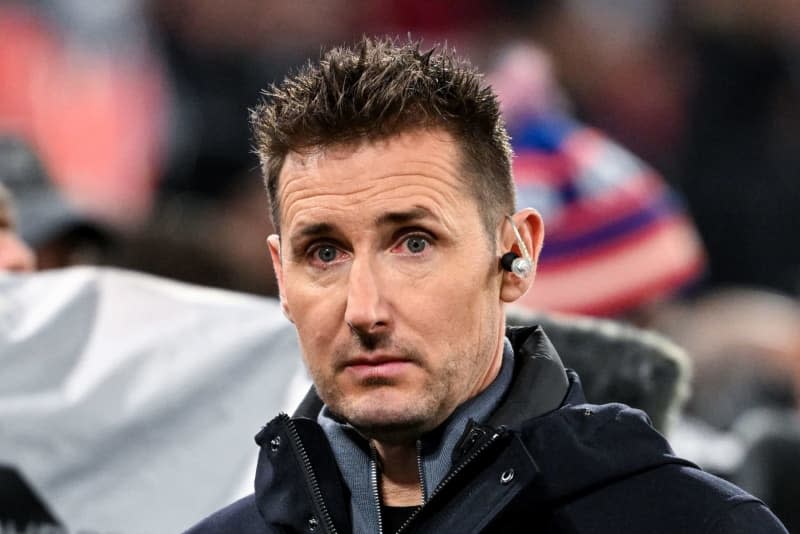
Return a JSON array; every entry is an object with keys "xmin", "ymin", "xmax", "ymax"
[
  {"xmin": 269, "ymin": 130, "xmax": 508, "ymax": 442},
  {"xmin": 0, "ymin": 189, "xmax": 35, "ymax": 272}
]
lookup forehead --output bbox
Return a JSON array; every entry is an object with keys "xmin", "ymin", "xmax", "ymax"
[{"xmin": 277, "ymin": 130, "xmax": 480, "ymax": 234}]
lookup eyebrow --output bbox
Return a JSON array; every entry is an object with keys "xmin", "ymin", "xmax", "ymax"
[
  {"xmin": 292, "ymin": 207, "xmax": 435, "ymax": 239},
  {"xmin": 294, "ymin": 222, "xmax": 335, "ymax": 240},
  {"xmin": 374, "ymin": 206, "xmax": 436, "ymax": 227}
]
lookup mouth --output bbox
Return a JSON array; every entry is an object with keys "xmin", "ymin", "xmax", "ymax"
[{"xmin": 342, "ymin": 354, "xmax": 416, "ymax": 381}]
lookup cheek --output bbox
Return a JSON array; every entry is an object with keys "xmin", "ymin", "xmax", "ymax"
[
  {"xmin": 295, "ymin": 321, "xmax": 337, "ymax": 381},
  {"xmin": 295, "ymin": 304, "xmax": 339, "ymax": 345},
  {"xmin": 286, "ymin": 284, "xmax": 344, "ymax": 348},
  {"xmin": 399, "ymin": 265, "xmax": 497, "ymax": 338}
]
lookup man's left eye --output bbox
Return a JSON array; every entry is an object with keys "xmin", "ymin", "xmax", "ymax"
[{"xmin": 404, "ymin": 236, "xmax": 428, "ymax": 254}]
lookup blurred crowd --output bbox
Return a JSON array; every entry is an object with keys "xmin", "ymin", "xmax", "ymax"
[{"xmin": 1, "ymin": 0, "xmax": 799, "ymax": 531}]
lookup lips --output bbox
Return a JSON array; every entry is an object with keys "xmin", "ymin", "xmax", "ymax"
[
  {"xmin": 346, "ymin": 353, "xmax": 410, "ymax": 366},
  {"xmin": 342, "ymin": 354, "xmax": 416, "ymax": 380}
]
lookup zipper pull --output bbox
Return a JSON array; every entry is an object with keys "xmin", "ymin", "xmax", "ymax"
[
  {"xmin": 452, "ymin": 420, "xmax": 501, "ymax": 464},
  {"xmin": 255, "ymin": 412, "xmax": 290, "ymax": 446}
]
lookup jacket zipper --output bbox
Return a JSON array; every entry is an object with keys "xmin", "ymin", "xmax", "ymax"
[
  {"xmin": 370, "ymin": 442, "xmax": 384, "ymax": 534},
  {"xmin": 372, "ymin": 439, "xmax": 426, "ymax": 534},
  {"xmin": 282, "ymin": 414, "xmax": 338, "ymax": 534},
  {"xmin": 416, "ymin": 439, "xmax": 426, "ymax": 505},
  {"xmin": 393, "ymin": 427, "xmax": 507, "ymax": 534}
]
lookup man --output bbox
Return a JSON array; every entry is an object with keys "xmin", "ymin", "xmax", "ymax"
[
  {"xmin": 0, "ymin": 182, "xmax": 36, "ymax": 272},
  {"xmin": 188, "ymin": 37, "xmax": 786, "ymax": 533}
]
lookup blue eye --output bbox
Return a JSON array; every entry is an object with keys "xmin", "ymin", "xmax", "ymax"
[
  {"xmin": 405, "ymin": 236, "xmax": 428, "ymax": 254},
  {"xmin": 316, "ymin": 245, "xmax": 338, "ymax": 262}
]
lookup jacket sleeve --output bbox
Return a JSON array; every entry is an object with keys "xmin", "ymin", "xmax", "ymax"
[{"xmin": 706, "ymin": 498, "xmax": 788, "ymax": 534}]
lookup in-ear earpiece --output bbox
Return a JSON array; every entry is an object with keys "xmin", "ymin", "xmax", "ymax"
[
  {"xmin": 500, "ymin": 252, "xmax": 532, "ymax": 278},
  {"xmin": 500, "ymin": 215, "xmax": 533, "ymax": 279}
]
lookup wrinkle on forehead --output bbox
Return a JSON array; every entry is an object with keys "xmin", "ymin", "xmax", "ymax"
[{"xmin": 287, "ymin": 179, "xmax": 465, "ymax": 241}]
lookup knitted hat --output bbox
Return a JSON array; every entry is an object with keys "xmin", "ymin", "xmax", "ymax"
[{"xmin": 511, "ymin": 112, "xmax": 705, "ymax": 316}]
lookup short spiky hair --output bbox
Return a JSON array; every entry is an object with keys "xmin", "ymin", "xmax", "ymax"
[{"xmin": 251, "ymin": 36, "xmax": 515, "ymax": 235}]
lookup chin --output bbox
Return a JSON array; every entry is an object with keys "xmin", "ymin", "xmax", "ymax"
[
  {"xmin": 339, "ymin": 395, "xmax": 440, "ymax": 443},
  {"xmin": 349, "ymin": 416, "xmax": 431, "ymax": 444}
]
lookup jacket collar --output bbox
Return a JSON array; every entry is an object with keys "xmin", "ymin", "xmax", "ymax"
[{"xmin": 489, "ymin": 325, "xmax": 570, "ymax": 427}]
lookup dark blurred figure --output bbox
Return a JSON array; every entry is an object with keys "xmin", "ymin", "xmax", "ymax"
[
  {"xmin": 733, "ymin": 409, "xmax": 800, "ymax": 534},
  {"xmin": 0, "ymin": 465, "xmax": 65, "ymax": 533},
  {"xmin": 674, "ymin": 1, "xmax": 800, "ymax": 295},
  {"xmin": 0, "ymin": 135, "xmax": 112, "ymax": 269},
  {"xmin": 144, "ymin": 0, "xmax": 357, "ymax": 201}
]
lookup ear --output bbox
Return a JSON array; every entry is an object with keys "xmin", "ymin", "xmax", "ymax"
[
  {"xmin": 267, "ymin": 234, "xmax": 294, "ymax": 323},
  {"xmin": 499, "ymin": 208, "xmax": 544, "ymax": 303}
]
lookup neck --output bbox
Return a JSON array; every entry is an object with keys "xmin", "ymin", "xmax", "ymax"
[
  {"xmin": 373, "ymin": 440, "xmax": 422, "ymax": 507},
  {"xmin": 372, "ymin": 328, "xmax": 508, "ymax": 507}
]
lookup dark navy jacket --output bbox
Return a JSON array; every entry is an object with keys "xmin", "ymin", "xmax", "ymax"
[{"xmin": 187, "ymin": 326, "xmax": 787, "ymax": 533}]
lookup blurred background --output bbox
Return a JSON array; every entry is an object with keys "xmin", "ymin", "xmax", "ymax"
[{"xmin": 1, "ymin": 0, "xmax": 799, "ymax": 531}]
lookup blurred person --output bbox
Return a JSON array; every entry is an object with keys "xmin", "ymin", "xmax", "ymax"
[
  {"xmin": 488, "ymin": 42, "xmax": 705, "ymax": 317},
  {"xmin": 0, "ymin": 181, "xmax": 35, "ymax": 272},
  {"xmin": 0, "ymin": 135, "xmax": 112, "ymax": 269},
  {"xmin": 188, "ymin": 37, "xmax": 785, "ymax": 533}
]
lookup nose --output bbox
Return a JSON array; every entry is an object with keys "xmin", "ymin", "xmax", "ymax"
[
  {"xmin": 344, "ymin": 255, "xmax": 390, "ymax": 334},
  {"xmin": 0, "ymin": 231, "xmax": 36, "ymax": 272}
]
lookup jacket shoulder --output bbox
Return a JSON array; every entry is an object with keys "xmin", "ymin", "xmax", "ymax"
[
  {"xmin": 184, "ymin": 495, "xmax": 268, "ymax": 534},
  {"xmin": 555, "ymin": 463, "xmax": 788, "ymax": 533},
  {"xmin": 516, "ymin": 400, "xmax": 787, "ymax": 532},
  {"xmin": 669, "ymin": 467, "xmax": 788, "ymax": 534}
]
